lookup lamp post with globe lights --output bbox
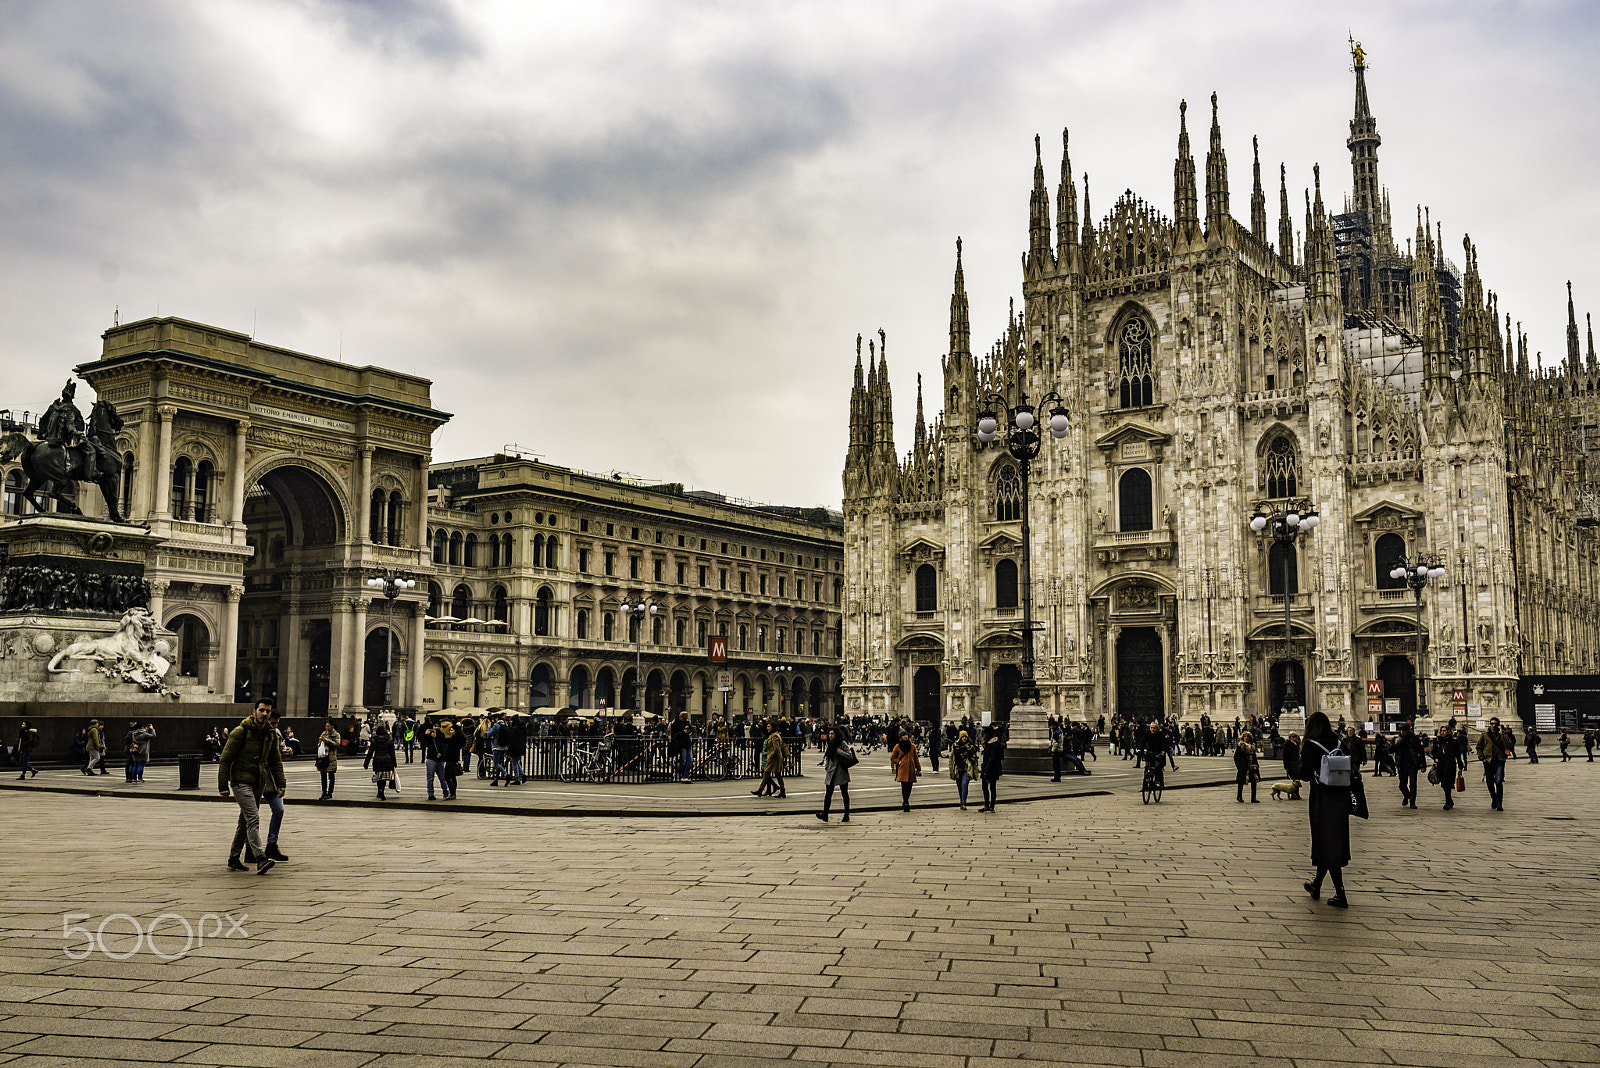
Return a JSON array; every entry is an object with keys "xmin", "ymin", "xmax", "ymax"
[
  {"xmin": 975, "ymin": 391, "xmax": 1070, "ymax": 705},
  {"xmin": 1389, "ymin": 552, "xmax": 1447, "ymax": 721},
  {"xmin": 1248, "ymin": 503, "xmax": 1321, "ymax": 719},
  {"xmin": 364, "ymin": 570, "xmax": 417, "ymax": 710},
  {"xmin": 620, "ymin": 598, "xmax": 660, "ymax": 714}
]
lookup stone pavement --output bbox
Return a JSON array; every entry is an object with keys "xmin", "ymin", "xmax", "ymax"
[
  {"xmin": 0, "ymin": 751, "xmax": 1229, "ymax": 816},
  {"xmin": 1, "ymin": 756, "xmax": 1597, "ymax": 1068}
]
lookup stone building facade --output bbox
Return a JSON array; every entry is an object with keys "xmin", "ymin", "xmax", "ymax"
[
  {"xmin": 841, "ymin": 46, "xmax": 1600, "ymax": 728},
  {"xmin": 4, "ymin": 318, "xmax": 843, "ymax": 720},
  {"xmin": 419, "ymin": 455, "xmax": 843, "ymax": 721}
]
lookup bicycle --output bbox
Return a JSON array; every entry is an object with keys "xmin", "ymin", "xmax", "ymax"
[
  {"xmin": 1141, "ymin": 753, "xmax": 1165, "ymax": 804},
  {"xmin": 688, "ymin": 742, "xmax": 736, "ymax": 782},
  {"xmin": 559, "ymin": 737, "xmax": 616, "ymax": 783}
]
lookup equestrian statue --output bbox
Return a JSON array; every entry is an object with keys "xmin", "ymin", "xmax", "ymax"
[{"xmin": 0, "ymin": 379, "xmax": 126, "ymax": 522}]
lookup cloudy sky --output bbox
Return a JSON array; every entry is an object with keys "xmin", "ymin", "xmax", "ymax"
[{"xmin": 2, "ymin": 0, "xmax": 1597, "ymax": 509}]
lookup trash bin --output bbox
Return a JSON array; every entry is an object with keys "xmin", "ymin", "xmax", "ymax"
[{"xmin": 177, "ymin": 753, "xmax": 201, "ymax": 790}]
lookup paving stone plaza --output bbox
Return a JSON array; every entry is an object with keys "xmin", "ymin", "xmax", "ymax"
[{"xmin": 2, "ymin": 755, "xmax": 1598, "ymax": 1068}]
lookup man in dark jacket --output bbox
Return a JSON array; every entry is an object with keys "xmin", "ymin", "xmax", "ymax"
[
  {"xmin": 1393, "ymin": 722, "xmax": 1426, "ymax": 809},
  {"xmin": 670, "ymin": 711, "xmax": 693, "ymax": 782},
  {"xmin": 218, "ymin": 700, "xmax": 286, "ymax": 874}
]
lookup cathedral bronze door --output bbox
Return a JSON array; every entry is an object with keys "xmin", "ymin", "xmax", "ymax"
[
  {"xmin": 913, "ymin": 666, "xmax": 941, "ymax": 726},
  {"xmin": 1116, "ymin": 627, "xmax": 1164, "ymax": 720}
]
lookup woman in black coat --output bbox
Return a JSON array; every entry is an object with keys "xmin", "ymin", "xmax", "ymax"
[
  {"xmin": 370, "ymin": 723, "xmax": 398, "ymax": 800},
  {"xmin": 979, "ymin": 725, "xmax": 1004, "ymax": 812},
  {"xmin": 1281, "ymin": 732, "xmax": 1302, "ymax": 784},
  {"xmin": 1298, "ymin": 711, "xmax": 1351, "ymax": 908}
]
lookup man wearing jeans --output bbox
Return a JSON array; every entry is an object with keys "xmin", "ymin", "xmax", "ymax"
[
  {"xmin": 218, "ymin": 700, "xmax": 285, "ymax": 874},
  {"xmin": 1477, "ymin": 717, "xmax": 1512, "ymax": 812}
]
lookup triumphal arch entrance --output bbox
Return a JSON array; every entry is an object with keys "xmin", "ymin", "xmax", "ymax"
[{"xmin": 78, "ymin": 317, "xmax": 449, "ymax": 715}]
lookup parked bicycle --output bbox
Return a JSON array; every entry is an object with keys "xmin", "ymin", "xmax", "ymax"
[{"xmin": 559, "ymin": 736, "xmax": 616, "ymax": 783}]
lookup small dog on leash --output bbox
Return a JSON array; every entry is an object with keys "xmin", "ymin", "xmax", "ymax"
[{"xmin": 1270, "ymin": 780, "xmax": 1301, "ymax": 800}]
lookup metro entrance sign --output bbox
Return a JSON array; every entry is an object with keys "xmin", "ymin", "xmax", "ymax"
[
  {"xmin": 708, "ymin": 635, "xmax": 728, "ymax": 663},
  {"xmin": 1367, "ymin": 680, "xmax": 1384, "ymax": 698}
]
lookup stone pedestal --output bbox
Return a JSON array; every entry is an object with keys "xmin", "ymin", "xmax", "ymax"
[{"xmin": 1004, "ymin": 702, "xmax": 1055, "ymax": 775}]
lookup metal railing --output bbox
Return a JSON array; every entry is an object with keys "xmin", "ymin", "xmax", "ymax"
[{"xmin": 476, "ymin": 735, "xmax": 806, "ymax": 783}]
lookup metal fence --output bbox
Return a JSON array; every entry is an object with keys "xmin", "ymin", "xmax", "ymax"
[{"xmin": 472, "ymin": 736, "xmax": 808, "ymax": 784}]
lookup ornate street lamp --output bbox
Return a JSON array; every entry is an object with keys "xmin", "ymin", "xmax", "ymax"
[
  {"xmin": 364, "ymin": 570, "xmax": 417, "ymax": 710},
  {"xmin": 620, "ymin": 598, "xmax": 659, "ymax": 713},
  {"xmin": 1389, "ymin": 552, "xmax": 1446, "ymax": 720},
  {"xmin": 975, "ymin": 391, "xmax": 1070, "ymax": 704},
  {"xmin": 1249, "ymin": 502, "xmax": 1321, "ymax": 717},
  {"xmin": 767, "ymin": 663, "xmax": 794, "ymax": 719}
]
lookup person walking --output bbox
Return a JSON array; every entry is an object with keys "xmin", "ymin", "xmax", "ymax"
[
  {"xmin": 761, "ymin": 722, "xmax": 788, "ymax": 798},
  {"xmin": 1433, "ymin": 724, "xmax": 1459, "ymax": 810},
  {"xmin": 15, "ymin": 721, "xmax": 39, "ymax": 779},
  {"xmin": 926, "ymin": 722, "xmax": 941, "ymax": 774},
  {"xmin": 1585, "ymin": 728, "xmax": 1596, "ymax": 762},
  {"xmin": 218, "ymin": 701, "xmax": 284, "ymax": 875},
  {"xmin": 258, "ymin": 705, "xmax": 290, "ymax": 863},
  {"xmin": 1299, "ymin": 711, "xmax": 1352, "ymax": 908},
  {"xmin": 816, "ymin": 725, "xmax": 852, "ymax": 822},
  {"xmin": 1478, "ymin": 717, "xmax": 1512, "ymax": 811},
  {"xmin": 1394, "ymin": 721, "xmax": 1425, "ymax": 809},
  {"xmin": 127, "ymin": 722, "xmax": 155, "ymax": 783},
  {"xmin": 1559, "ymin": 730, "xmax": 1571, "ymax": 762},
  {"xmin": 979, "ymin": 724, "xmax": 1004, "ymax": 811},
  {"xmin": 1524, "ymin": 725, "xmax": 1541, "ymax": 764},
  {"xmin": 434, "ymin": 720, "xmax": 463, "ymax": 799},
  {"xmin": 1235, "ymin": 731, "xmax": 1260, "ymax": 803},
  {"xmin": 891, "ymin": 730, "xmax": 921, "ymax": 811},
  {"xmin": 670, "ymin": 711, "xmax": 693, "ymax": 782},
  {"xmin": 1048, "ymin": 716, "xmax": 1066, "ymax": 782},
  {"xmin": 501, "ymin": 716, "xmax": 527, "ymax": 785},
  {"xmin": 1281, "ymin": 731, "xmax": 1301, "ymax": 787},
  {"xmin": 370, "ymin": 722, "xmax": 398, "ymax": 800},
  {"xmin": 83, "ymin": 719, "xmax": 106, "ymax": 776},
  {"xmin": 317, "ymin": 719, "xmax": 341, "ymax": 799},
  {"xmin": 950, "ymin": 729, "xmax": 978, "ymax": 810}
]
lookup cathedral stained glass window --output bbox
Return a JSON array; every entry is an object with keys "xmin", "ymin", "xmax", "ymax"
[
  {"xmin": 1116, "ymin": 318, "xmax": 1154, "ymax": 408},
  {"xmin": 994, "ymin": 464, "xmax": 1022, "ymax": 522},
  {"xmin": 1263, "ymin": 435, "xmax": 1300, "ymax": 499}
]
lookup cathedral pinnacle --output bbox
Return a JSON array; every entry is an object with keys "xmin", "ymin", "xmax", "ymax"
[
  {"xmin": 1028, "ymin": 133, "xmax": 1052, "ymax": 275},
  {"xmin": 1173, "ymin": 100, "xmax": 1201, "ymax": 249},
  {"xmin": 1568, "ymin": 281, "xmax": 1583, "ymax": 376},
  {"xmin": 949, "ymin": 237, "xmax": 970, "ymax": 358},
  {"xmin": 1056, "ymin": 128, "xmax": 1078, "ymax": 270},
  {"xmin": 1588, "ymin": 311, "xmax": 1597, "ymax": 372},
  {"xmin": 1204, "ymin": 92, "xmax": 1230, "ymax": 241},
  {"xmin": 1278, "ymin": 161, "xmax": 1294, "ymax": 268},
  {"xmin": 1347, "ymin": 34, "xmax": 1383, "ymax": 228},
  {"xmin": 1250, "ymin": 135, "xmax": 1267, "ymax": 243}
]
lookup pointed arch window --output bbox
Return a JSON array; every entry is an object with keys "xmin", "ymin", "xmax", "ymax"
[
  {"xmin": 1375, "ymin": 532, "xmax": 1407, "ymax": 590},
  {"xmin": 1263, "ymin": 435, "xmax": 1300, "ymax": 499},
  {"xmin": 1116, "ymin": 318, "xmax": 1155, "ymax": 408},
  {"xmin": 915, "ymin": 564, "xmax": 938, "ymax": 612},
  {"xmin": 1118, "ymin": 467, "xmax": 1153, "ymax": 532},
  {"xmin": 995, "ymin": 558, "xmax": 1019, "ymax": 609},
  {"xmin": 994, "ymin": 464, "xmax": 1022, "ymax": 522},
  {"xmin": 534, "ymin": 586, "xmax": 553, "ymax": 637},
  {"xmin": 1268, "ymin": 540, "xmax": 1299, "ymax": 596}
]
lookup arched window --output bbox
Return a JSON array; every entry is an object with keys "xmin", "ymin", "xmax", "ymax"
[
  {"xmin": 171, "ymin": 457, "xmax": 192, "ymax": 519},
  {"xmin": 629, "ymin": 613, "xmax": 641, "ymax": 643},
  {"xmin": 387, "ymin": 490, "xmax": 403, "ymax": 545},
  {"xmin": 996, "ymin": 558, "xmax": 1019, "ymax": 609},
  {"xmin": 427, "ymin": 582, "xmax": 443, "ymax": 617},
  {"xmin": 120, "ymin": 453, "xmax": 135, "ymax": 518},
  {"xmin": 489, "ymin": 534, "xmax": 501, "ymax": 568},
  {"xmin": 1268, "ymin": 540, "xmax": 1299, "ymax": 596},
  {"xmin": 464, "ymin": 533, "xmax": 477, "ymax": 568},
  {"xmin": 534, "ymin": 586, "xmax": 552, "ymax": 637},
  {"xmin": 576, "ymin": 608, "xmax": 589, "ymax": 639},
  {"xmin": 369, "ymin": 489, "xmax": 386, "ymax": 542},
  {"xmin": 545, "ymin": 535, "xmax": 558, "ymax": 568},
  {"xmin": 1375, "ymin": 532, "xmax": 1407, "ymax": 590},
  {"xmin": 1118, "ymin": 467, "xmax": 1153, "ymax": 531},
  {"xmin": 994, "ymin": 464, "xmax": 1022, "ymax": 522},
  {"xmin": 4, "ymin": 470, "xmax": 24, "ymax": 515},
  {"xmin": 432, "ymin": 529, "xmax": 446, "ymax": 564},
  {"xmin": 533, "ymin": 533, "xmax": 545, "ymax": 566},
  {"xmin": 491, "ymin": 585, "xmax": 509, "ymax": 624},
  {"xmin": 1116, "ymin": 317, "xmax": 1155, "ymax": 408},
  {"xmin": 194, "ymin": 461, "xmax": 213, "ymax": 522},
  {"xmin": 501, "ymin": 533, "xmax": 513, "ymax": 566},
  {"xmin": 675, "ymin": 618, "xmax": 686, "ymax": 646},
  {"xmin": 915, "ymin": 564, "xmax": 938, "ymax": 612},
  {"xmin": 603, "ymin": 612, "xmax": 614, "ymax": 641},
  {"xmin": 451, "ymin": 583, "xmax": 472, "ymax": 621},
  {"xmin": 738, "ymin": 623, "xmax": 748, "ymax": 651},
  {"xmin": 1263, "ymin": 435, "xmax": 1300, "ymax": 499},
  {"xmin": 651, "ymin": 616, "xmax": 664, "ymax": 645}
]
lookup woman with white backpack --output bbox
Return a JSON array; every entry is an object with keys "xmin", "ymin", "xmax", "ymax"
[{"xmin": 1298, "ymin": 711, "xmax": 1352, "ymax": 908}]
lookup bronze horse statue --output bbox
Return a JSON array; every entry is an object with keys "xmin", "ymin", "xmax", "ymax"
[{"xmin": 1, "ymin": 399, "xmax": 125, "ymax": 522}]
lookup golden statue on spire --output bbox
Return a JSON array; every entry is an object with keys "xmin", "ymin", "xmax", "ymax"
[{"xmin": 1349, "ymin": 34, "xmax": 1366, "ymax": 69}]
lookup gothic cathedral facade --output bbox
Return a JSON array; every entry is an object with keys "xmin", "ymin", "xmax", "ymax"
[{"xmin": 842, "ymin": 46, "xmax": 1600, "ymax": 728}]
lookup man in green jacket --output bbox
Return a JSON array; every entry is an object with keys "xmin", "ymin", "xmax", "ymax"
[{"xmin": 219, "ymin": 700, "xmax": 286, "ymax": 874}]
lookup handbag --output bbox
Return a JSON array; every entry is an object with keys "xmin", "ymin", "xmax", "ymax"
[
  {"xmin": 1350, "ymin": 772, "xmax": 1369, "ymax": 820},
  {"xmin": 315, "ymin": 755, "xmax": 330, "ymax": 771},
  {"xmin": 833, "ymin": 743, "xmax": 859, "ymax": 769},
  {"xmin": 1456, "ymin": 773, "xmax": 1466, "ymax": 792},
  {"xmin": 1427, "ymin": 765, "xmax": 1440, "ymax": 785}
]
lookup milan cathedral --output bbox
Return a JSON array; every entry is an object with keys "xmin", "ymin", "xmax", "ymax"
[{"xmin": 841, "ymin": 44, "xmax": 1600, "ymax": 728}]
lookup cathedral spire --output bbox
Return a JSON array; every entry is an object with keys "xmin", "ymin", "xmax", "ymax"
[
  {"xmin": 1250, "ymin": 136, "xmax": 1267, "ymax": 243},
  {"xmin": 1027, "ymin": 134, "xmax": 1052, "ymax": 276},
  {"xmin": 1305, "ymin": 165, "xmax": 1339, "ymax": 316},
  {"xmin": 914, "ymin": 373, "xmax": 926, "ymax": 449},
  {"xmin": 1277, "ymin": 162, "xmax": 1295, "ymax": 268},
  {"xmin": 1347, "ymin": 36, "xmax": 1383, "ymax": 227},
  {"xmin": 949, "ymin": 237, "xmax": 970, "ymax": 358},
  {"xmin": 1081, "ymin": 171, "xmax": 1095, "ymax": 253},
  {"xmin": 1589, "ymin": 312, "xmax": 1597, "ymax": 373},
  {"xmin": 1173, "ymin": 100, "xmax": 1201, "ymax": 249},
  {"xmin": 1055, "ymin": 128, "xmax": 1078, "ymax": 271},
  {"xmin": 1568, "ymin": 281, "xmax": 1582, "ymax": 376},
  {"xmin": 1204, "ymin": 92, "xmax": 1230, "ymax": 241}
]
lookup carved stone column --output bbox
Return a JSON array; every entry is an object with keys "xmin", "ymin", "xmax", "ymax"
[
  {"xmin": 152, "ymin": 405, "xmax": 176, "ymax": 520},
  {"xmin": 328, "ymin": 597, "xmax": 352, "ymax": 714},
  {"xmin": 409, "ymin": 602, "xmax": 426, "ymax": 710},
  {"xmin": 220, "ymin": 585, "xmax": 243, "ymax": 698},
  {"xmin": 349, "ymin": 597, "xmax": 369, "ymax": 711},
  {"xmin": 230, "ymin": 419, "xmax": 250, "ymax": 526},
  {"xmin": 356, "ymin": 445, "xmax": 374, "ymax": 544},
  {"xmin": 136, "ymin": 403, "xmax": 157, "ymax": 520},
  {"xmin": 148, "ymin": 579, "xmax": 169, "ymax": 627},
  {"xmin": 1107, "ymin": 625, "xmax": 1122, "ymax": 718}
]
